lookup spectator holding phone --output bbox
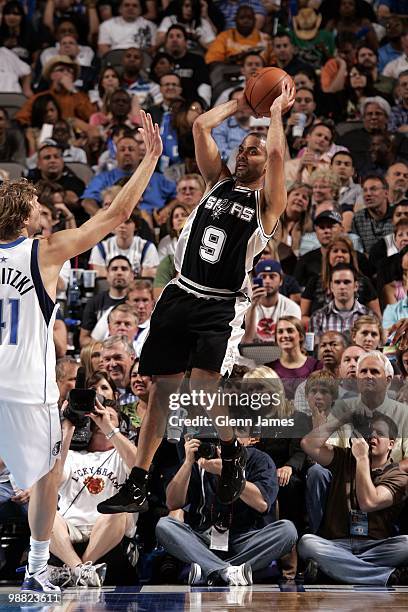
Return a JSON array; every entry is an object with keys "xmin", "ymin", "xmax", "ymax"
[{"xmin": 243, "ymin": 260, "xmax": 301, "ymax": 344}]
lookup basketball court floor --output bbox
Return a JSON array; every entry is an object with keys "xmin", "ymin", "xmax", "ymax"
[{"xmin": 1, "ymin": 584, "xmax": 408, "ymax": 611}]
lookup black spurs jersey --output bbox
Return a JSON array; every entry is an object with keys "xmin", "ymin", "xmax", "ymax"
[{"xmin": 174, "ymin": 177, "xmax": 276, "ymax": 297}]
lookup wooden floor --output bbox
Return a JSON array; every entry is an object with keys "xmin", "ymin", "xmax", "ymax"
[{"xmin": 1, "ymin": 585, "xmax": 408, "ymax": 611}]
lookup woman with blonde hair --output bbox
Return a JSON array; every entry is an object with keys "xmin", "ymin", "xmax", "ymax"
[
  {"xmin": 351, "ymin": 315, "xmax": 383, "ymax": 352},
  {"xmin": 157, "ymin": 204, "xmax": 189, "ymax": 261},
  {"xmin": 242, "ymin": 366, "xmax": 293, "ymax": 419},
  {"xmin": 309, "ymin": 167, "xmax": 341, "ymax": 207},
  {"xmin": 80, "ymin": 341, "xmax": 103, "ymax": 381},
  {"xmin": 300, "ymin": 235, "xmax": 380, "ymax": 327},
  {"xmin": 273, "ymin": 183, "xmax": 313, "ymax": 275}
]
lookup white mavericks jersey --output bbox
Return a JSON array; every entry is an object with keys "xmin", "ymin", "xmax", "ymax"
[{"xmin": 0, "ymin": 237, "xmax": 59, "ymax": 404}]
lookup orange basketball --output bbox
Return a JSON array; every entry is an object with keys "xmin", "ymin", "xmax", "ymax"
[{"xmin": 244, "ymin": 67, "xmax": 295, "ymax": 117}]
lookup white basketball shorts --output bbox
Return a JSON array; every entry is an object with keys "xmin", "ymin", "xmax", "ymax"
[{"xmin": 0, "ymin": 401, "xmax": 62, "ymax": 489}]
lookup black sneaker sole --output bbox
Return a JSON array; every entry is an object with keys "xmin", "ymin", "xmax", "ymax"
[{"xmin": 97, "ymin": 499, "xmax": 149, "ymax": 514}]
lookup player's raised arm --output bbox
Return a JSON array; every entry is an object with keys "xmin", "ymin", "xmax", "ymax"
[
  {"xmin": 261, "ymin": 79, "xmax": 295, "ymax": 235},
  {"xmin": 41, "ymin": 112, "xmax": 163, "ymax": 266},
  {"xmin": 192, "ymin": 100, "xmax": 241, "ymax": 188}
]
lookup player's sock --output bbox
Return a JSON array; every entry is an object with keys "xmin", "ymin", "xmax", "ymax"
[
  {"xmin": 129, "ymin": 466, "xmax": 149, "ymax": 483},
  {"xmin": 27, "ymin": 538, "xmax": 50, "ymax": 574},
  {"xmin": 220, "ymin": 438, "xmax": 239, "ymax": 458}
]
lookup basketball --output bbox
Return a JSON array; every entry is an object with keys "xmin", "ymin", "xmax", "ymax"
[{"xmin": 244, "ymin": 67, "xmax": 295, "ymax": 117}]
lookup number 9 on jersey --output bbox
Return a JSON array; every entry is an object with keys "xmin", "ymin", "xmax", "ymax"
[{"xmin": 199, "ymin": 226, "xmax": 227, "ymax": 264}]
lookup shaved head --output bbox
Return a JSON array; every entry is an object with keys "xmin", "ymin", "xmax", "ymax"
[{"xmin": 243, "ymin": 132, "xmax": 267, "ymax": 148}]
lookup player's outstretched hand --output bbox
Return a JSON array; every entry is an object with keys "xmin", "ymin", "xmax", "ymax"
[
  {"xmin": 271, "ymin": 78, "xmax": 296, "ymax": 116},
  {"xmin": 138, "ymin": 110, "xmax": 163, "ymax": 159}
]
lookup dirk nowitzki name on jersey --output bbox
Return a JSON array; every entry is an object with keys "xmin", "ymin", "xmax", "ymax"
[
  {"xmin": 205, "ymin": 195, "xmax": 256, "ymax": 222},
  {"xmin": 0, "ymin": 265, "xmax": 34, "ymax": 295}
]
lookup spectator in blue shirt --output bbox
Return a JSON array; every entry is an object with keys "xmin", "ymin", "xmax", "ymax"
[
  {"xmin": 213, "ymin": 88, "xmax": 251, "ymax": 162},
  {"xmin": 81, "ymin": 134, "xmax": 176, "ymax": 216},
  {"xmin": 378, "ymin": 16, "xmax": 404, "ymax": 73}
]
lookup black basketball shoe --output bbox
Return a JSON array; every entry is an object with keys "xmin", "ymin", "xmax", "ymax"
[{"xmin": 97, "ymin": 476, "xmax": 149, "ymax": 514}]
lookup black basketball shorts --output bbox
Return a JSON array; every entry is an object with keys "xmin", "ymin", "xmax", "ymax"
[{"xmin": 139, "ymin": 283, "xmax": 249, "ymax": 376}]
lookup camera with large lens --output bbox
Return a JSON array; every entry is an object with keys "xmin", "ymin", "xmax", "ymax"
[
  {"xmin": 68, "ymin": 392, "xmax": 106, "ymax": 451},
  {"xmin": 194, "ymin": 438, "xmax": 218, "ymax": 461}
]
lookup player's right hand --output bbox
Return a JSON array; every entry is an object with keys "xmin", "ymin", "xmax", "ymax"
[
  {"xmin": 184, "ymin": 438, "xmax": 201, "ymax": 465},
  {"xmin": 271, "ymin": 77, "xmax": 296, "ymax": 116}
]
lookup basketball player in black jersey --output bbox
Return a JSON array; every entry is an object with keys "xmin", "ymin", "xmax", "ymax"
[{"xmin": 98, "ymin": 80, "xmax": 295, "ymax": 515}]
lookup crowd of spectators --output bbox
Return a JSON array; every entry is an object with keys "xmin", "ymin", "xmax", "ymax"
[{"xmin": 1, "ymin": 0, "xmax": 408, "ymax": 591}]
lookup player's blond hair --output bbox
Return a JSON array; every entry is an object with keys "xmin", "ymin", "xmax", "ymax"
[{"xmin": 0, "ymin": 179, "xmax": 37, "ymax": 240}]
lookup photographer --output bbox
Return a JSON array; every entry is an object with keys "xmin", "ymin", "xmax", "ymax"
[
  {"xmin": 49, "ymin": 371, "xmax": 138, "ymax": 588},
  {"xmin": 299, "ymin": 411, "xmax": 408, "ymax": 586},
  {"xmin": 155, "ymin": 437, "xmax": 297, "ymax": 586}
]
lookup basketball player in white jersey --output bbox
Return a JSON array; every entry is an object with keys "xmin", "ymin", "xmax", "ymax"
[
  {"xmin": 0, "ymin": 112, "xmax": 162, "ymax": 592},
  {"xmin": 98, "ymin": 81, "xmax": 295, "ymax": 518}
]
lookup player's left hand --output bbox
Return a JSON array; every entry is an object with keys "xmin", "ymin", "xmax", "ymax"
[
  {"xmin": 138, "ymin": 110, "xmax": 163, "ymax": 159},
  {"xmin": 351, "ymin": 436, "xmax": 370, "ymax": 460},
  {"xmin": 271, "ymin": 77, "xmax": 296, "ymax": 116}
]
